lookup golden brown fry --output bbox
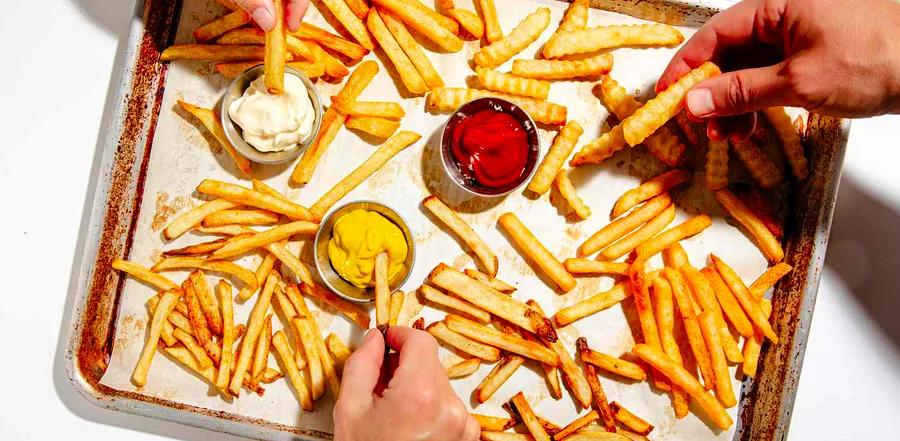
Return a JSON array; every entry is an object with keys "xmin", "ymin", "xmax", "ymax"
[
  {"xmin": 133, "ymin": 290, "xmax": 180, "ymax": 386},
  {"xmin": 664, "ymin": 268, "xmax": 716, "ymax": 390},
  {"xmin": 474, "ymin": 355, "xmax": 525, "ymax": 403},
  {"xmin": 388, "ymin": 290, "xmax": 404, "ymax": 326},
  {"xmin": 202, "ymin": 209, "xmax": 280, "ymax": 227},
  {"xmin": 499, "ymin": 212, "xmax": 576, "ymax": 292},
  {"xmin": 553, "ymin": 283, "xmax": 630, "ymax": 327},
  {"xmin": 682, "ymin": 264, "xmax": 743, "ymax": 363},
  {"xmin": 165, "ymin": 199, "xmax": 240, "ymax": 241},
  {"xmin": 698, "ymin": 311, "xmax": 736, "ymax": 408},
  {"xmin": 264, "ymin": 0, "xmax": 286, "ymax": 94},
  {"xmin": 374, "ymin": 251, "xmax": 391, "ymax": 326},
  {"xmin": 366, "ymin": 9, "xmax": 429, "ymax": 95},
  {"xmin": 322, "ymin": 0, "xmax": 375, "ymax": 49},
  {"xmin": 750, "ymin": 262, "xmax": 793, "ymax": 299},
  {"xmin": 446, "ymin": 358, "xmax": 481, "ymax": 378},
  {"xmin": 112, "ymin": 259, "xmax": 178, "ymax": 291},
  {"xmin": 162, "ymin": 236, "xmax": 237, "ymax": 257},
  {"xmin": 580, "ymin": 194, "xmax": 671, "ymax": 256},
  {"xmin": 543, "ymin": 24, "xmax": 683, "ymax": 58},
  {"xmin": 662, "ymin": 242, "xmax": 690, "ymax": 270},
  {"xmin": 189, "ymin": 271, "xmax": 222, "ymax": 336},
  {"xmin": 577, "ymin": 342, "xmax": 646, "ymax": 382},
  {"xmin": 742, "ymin": 299, "xmax": 772, "ymax": 377},
  {"xmin": 294, "ymin": 315, "xmax": 325, "ymax": 399},
  {"xmin": 264, "ymin": 241, "xmax": 312, "ymax": 286},
  {"xmin": 310, "ymin": 131, "xmax": 420, "ymax": 219},
  {"xmin": 161, "ymin": 44, "xmax": 266, "ymax": 61},
  {"xmin": 524, "ymin": 301, "xmax": 591, "ymax": 408},
  {"xmin": 448, "ymin": 9, "xmax": 484, "ymax": 39},
  {"xmin": 272, "ymin": 330, "xmax": 313, "ymax": 410},
  {"xmin": 652, "ymin": 276, "xmax": 689, "ymax": 418},
  {"xmin": 197, "ymin": 180, "xmax": 311, "ymax": 220},
  {"xmin": 602, "ymin": 204, "xmax": 675, "ymax": 260},
  {"xmin": 427, "ymin": 321, "xmax": 501, "ymax": 361},
  {"xmin": 556, "ymin": 0, "xmax": 588, "ymax": 34},
  {"xmin": 623, "ymin": 62, "xmax": 720, "ymax": 146},
  {"xmin": 345, "ymin": 0, "xmax": 370, "ymax": 19},
  {"xmin": 183, "ymin": 280, "xmax": 214, "ymax": 358},
  {"xmin": 193, "ymin": 224, "xmax": 251, "ymax": 236},
  {"xmin": 423, "ymin": 195, "xmax": 498, "ymax": 277},
  {"xmin": 194, "ymin": 9, "xmax": 251, "ymax": 42},
  {"xmin": 477, "ymin": 68, "xmax": 550, "ymax": 100},
  {"xmin": 576, "ymin": 342, "xmax": 616, "ymax": 433},
  {"xmin": 293, "ymin": 22, "xmax": 368, "ymax": 60},
  {"xmin": 306, "ymin": 40, "xmax": 350, "ymax": 78},
  {"xmin": 300, "ymin": 283, "xmax": 371, "ymax": 328},
  {"xmin": 715, "ymin": 188, "xmax": 785, "ymax": 262},
  {"xmin": 331, "ymin": 96, "xmax": 405, "ymax": 119},
  {"xmin": 249, "ymin": 314, "xmax": 273, "ymax": 389},
  {"xmin": 527, "ymin": 120, "xmax": 582, "ymax": 194},
  {"xmin": 555, "ymin": 169, "xmax": 591, "ymax": 219},
  {"xmin": 380, "ymin": 10, "xmax": 444, "ymax": 89},
  {"xmin": 285, "ymin": 284, "xmax": 340, "ymax": 396},
  {"xmin": 563, "ymin": 259, "xmax": 630, "ymax": 276},
  {"xmin": 326, "ymin": 333, "xmax": 352, "ymax": 367},
  {"xmin": 764, "ymin": 107, "xmax": 808, "ymax": 180},
  {"xmin": 731, "ymin": 139, "xmax": 784, "ymax": 190},
  {"xmin": 464, "ymin": 269, "xmax": 515, "ymax": 294},
  {"xmin": 420, "ymin": 284, "xmax": 491, "ymax": 323},
  {"xmin": 446, "ymin": 315, "xmax": 559, "ymax": 365},
  {"xmin": 371, "ymin": 0, "xmax": 463, "ymax": 51},
  {"xmin": 710, "ymin": 255, "xmax": 779, "ymax": 343},
  {"xmin": 229, "ymin": 272, "xmax": 279, "ymax": 395},
  {"xmin": 344, "ymin": 116, "xmax": 401, "ymax": 138},
  {"xmin": 237, "ymin": 253, "xmax": 276, "ymax": 301},
  {"xmin": 473, "ymin": 413, "xmax": 517, "ymax": 432},
  {"xmin": 152, "ymin": 256, "xmax": 258, "ymax": 290},
  {"xmin": 215, "ymin": 280, "xmax": 235, "ymax": 393},
  {"xmin": 702, "ymin": 267, "xmax": 754, "ymax": 338},
  {"xmin": 427, "ymin": 87, "xmax": 567, "ymax": 125},
  {"xmin": 480, "ymin": 433, "xmax": 535, "ymax": 441},
  {"xmin": 211, "ymin": 222, "xmax": 318, "ymax": 260},
  {"xmin": 635, "ymin": 215, "xmax": 712, "ymax": 259},
  {"xmin": 511, "ymin": 392, "xmax": 551, "ymax": 441},
  {"xmin": 706, "ymin": 138, "xmax": 730, "ymax": 190},
  {"xmin": 612, "ymin": 170, "xmax": 690, "ymax": 219},
  {"xmin": 177, "ymin": 101, "xmax": 252, "ymax": 176},
  {"xmin": 478, "ymin": 0, "xmax": 502, "ymax": 42},
  {"xmin": 512, "ymin": 54, "xmax": 614, "ymax": 80},
  {"xmin": 555, "ymin": 411, "xmax": 598, "ymax": 440},
  {"xmin": 609, "ymin": 402, "xmax": 653, "ymax": 436},
  {"xmin": 474, "ymin": 7, "xmax": 550, "ymax": 68},
  {"xmin": 292, "ymin": 61, "xmax": 378, "ymax": 185}
]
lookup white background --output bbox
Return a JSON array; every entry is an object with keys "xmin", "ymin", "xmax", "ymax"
[{"xmin": 1, "ymin": 1, "xmax": 897, "ymax": 440}]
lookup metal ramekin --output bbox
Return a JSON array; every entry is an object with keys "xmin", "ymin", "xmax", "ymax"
[
  {"xmin": 220, "ymin": 64, "xmax": 323, "ymax": 164},
  {"xmin": 439, "ymin": 97, "xmax": 541, "ymax": 198},
  {"xmin": 313, "ymin": 201, "xmax": 416, "ymax": 303}
]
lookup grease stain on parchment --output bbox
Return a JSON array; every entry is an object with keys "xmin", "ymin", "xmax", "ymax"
[{"xmin": 151, "ymin": 192, "xmax": 190, "ymax": 231}]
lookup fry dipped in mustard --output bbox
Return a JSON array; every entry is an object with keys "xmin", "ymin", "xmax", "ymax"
[{"xmin": 328, "ymin": 209, "xmax": 407, "ymax": 288}]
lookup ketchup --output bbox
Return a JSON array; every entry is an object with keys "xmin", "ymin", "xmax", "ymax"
[{"xmin": 449, "ymin": 109, "xmax": 530, "ymax": 190}]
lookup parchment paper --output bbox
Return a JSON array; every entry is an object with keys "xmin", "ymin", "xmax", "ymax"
[{"xmin": 101, "ymin": 0, "xmax": 783, "ymax": 438}]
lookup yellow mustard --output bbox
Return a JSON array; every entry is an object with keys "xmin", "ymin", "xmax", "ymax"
[{"xmin": 328, "ymin": 209, "xmax": 408, "ymax": 288}]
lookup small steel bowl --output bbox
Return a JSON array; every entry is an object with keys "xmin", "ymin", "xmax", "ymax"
[
  {"xmin": 439, "ymin": 97, "xmax": 541, "ymax": 198},
  {"xmin": 220, "ymin": 64, "xmax": 323, "ymax": 164},
  {"xmin": 313, "ymin": 201, "xmax": 416, "ymax": 303}
]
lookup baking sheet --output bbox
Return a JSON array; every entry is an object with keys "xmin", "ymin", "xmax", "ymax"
[{"xmin": 99, "ymin": 0, "xmax": 779, "ymax": 438}]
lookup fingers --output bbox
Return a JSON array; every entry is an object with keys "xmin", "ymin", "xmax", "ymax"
[
  {"xmin": 336, "ymin": 329, "xmax": 385, "ymax": 412},
  {"xmin": 461, "ymin": 414, "xmax": 481, "ymax": 441},
  {"xmin": 707, "ymin": 113, "xmax": 758, "ymax": 142},
  {"xmin": 234, "ymin": 0, "xmax": 277, "ymax": 31},
  {"xmin": 385, "ymin": 327, "xmax": 440, "ymax": 367},
  {"xmin": 685, "ymin": 62, "xmax": 792, "ymax": 117},
  {"xmin": 286, "ymin": 0, "xmax": 310, "ymax": 32}
]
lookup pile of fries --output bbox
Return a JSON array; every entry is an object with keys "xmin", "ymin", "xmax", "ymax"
[{"xmin": 116, "ymin": 0, "xmax": 815, "ymax": 437}]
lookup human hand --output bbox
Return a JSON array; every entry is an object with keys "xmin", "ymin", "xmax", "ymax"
[
  {"xmin": 333, "ymin": 327, "xmax": 480, "ymax": 441},
  {"xmin": 232, "ymin": 0, "xmax": 310, "ymax": 32},
  {"xmin": 658, "ymin": 0, "xmax": 900, "ymax": 138}
]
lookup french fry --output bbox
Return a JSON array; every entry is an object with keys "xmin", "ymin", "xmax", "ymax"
[
  {"xmin": 652, "ymin": 276, "xmax": 689, "ymax": 418},
  {"xmin": 300, "ymin": 283, "xmax": 370, "ymax": 328},
  {"xmin": 702, "ymin": 267, "xmax": 754, "ymax": 338},
  {"xmin": 577, "ymin": 344, "xmax": 616, "ymax": 432},
  {"xmin": 388, "ymin": 290, "xmax": 404, "ymax": 326},
  {"xmin": 373, "ymin": 251, "xmax": 391, "ymax": 326},
  {"xmin": 429, "ymin": 264, "xmax": 556, "ymax": 341},
  {"xmin": 177, "ymin": 101, "xmax": 252, "ymax": 176},
  {"xmin": 563, "ymin": 259, "xmax": 630, "ymax": 276},
  {"xmin": 478, "ymin": 0, "xmax": 502, "ymax": 42},
  {"xmin": 161, "ymin": 44, "xmax": 266, "ymax": 61},
  {"xmin": 152, "ymin": 257, "xmax": 258, "ymax": 290},
  {"xmin": 344, "ymin": 116, "xmax": 401, "ymax": 138},
  {"xmin": 464, "ymin": 269, "xmax": 515, "ymax": 294},
  {"xmin": 197, "ymin": 180, "xmax": 311, "ymax": 221},
  {"xmin": 602, "ymin": 204, "xmax": 675, "ymax": 260},
  {"xmin": 272, "ymin": 330, "xmax": 313, "ymax": 410},
  {"xmin": 446, "ymin": 358, "xmax": 481, "ymax": 378},
  {"xmin": 553, "ymin": 283, "xmax": 630, "ymax": 327},
  {"xmin": 569, "ymin": 125, "xmax": 626, "ymax": 166},
  {"xmin": 420, "ymin": 284, "xmax": 490, "ymax": 323},
  {"xmin": 543, "ymin": 24, "xmax": 683, "ymax": 58},
  {"xmin": 162, "ymin": 236, "xmax": 240, "ymax": 257},
  {"xmin": 164, "ymin": 199, "xmax": 240, "ymax": 241},
  {"xmin": 710, "ymin": 255, "xmax": 779, "ymax": 343},
  {"xmin": 555, "ymin": 411, "xmax": 598, "ymax": 440},
  {"xmin": 499, "ymin": 212, "xmax": 576, "ymax": 292},
  {"xmin": 481, "ymin": 432, "xmax": 534, "ymax": 441},
  {"xmin": 162, "ymin": 345, "xmax": 218, "ymax": 388},
  {"xmin": 511, "ymin": 392, "xmax": 551, "ymax": 441},
  {"xmin": 427, "ymin": 321, "xmax": 501, "ymax": 361},
  {"xmin": 326, "ymin": 333, "xmax": 352, "ymax": 367},
  {"xmin": 306, "ymin": 40, "xmax": 350, "ymax": 78},
  {"xmin": 371, "ymin": 0, "xmax": 463, "ymax": 51},
  {"xmin": 285, "ymin": 284, "xmax": 340, "ymax": 396},
  {"xmin": 293, "ymin": 22, "xmax": 368, "ymax": 60},
  {"xmin": 750, "ymin": 262, "xmax": 793, "ymax": 299},
  {"xmin": 237, "ymin": 253, "xmax": 276, "ymax": 300},
  {"xmin": 474, "ymin": 355, "xmax": 525, "ymax": 403},
  {"xmin": 380, "ymin": 10, "xmax": 445, "ymax": 89},
  {"xmin": 527, "ymin": 301, "xmax": 591, "ymax": 408},
  {"xmin": 218, "ymin": 28, "xmax": 313, "ymax": 61},
  {"xmin": 448, "ymin": 9, "xmax": 484, "ymax": 39},
  {"xmin": 112, "ymin": 259, "xmax": 178, "ymax": 291},
  {"xmin": 741, "ymin": 299, "xmax": 772, "ymax": 377},
  {"xmin": 609, "ymin": 402, "xmax": 653, "ymax": 436},
  {"xmin": 294, "ymin": 315, "xmax": 325, "ymax": 399},
  {"xmin": 527, "ymin": 120, "xmax": 583, "ymax": 194},
  {"xmin": 681, "ymin": 264, "xmax": 743, "ymax": 362},
  {"xmin": 622, "ymin": 62, "xmax": 721, "ymax": 146},
  {"xmin": 388, "ymin": 0, "xmax": 460, "ymax": 33},
  {"xmin": 194, "ymin": 9, "xmax": 251, "ymax": 42},
  {"xmin": 310, "ymin": 131, "xmax": 420, "ymax": 219},
  {"xmin": 731, "ymin": 139, "xmax": 784, "ymax": 190},
  {"xmin": 512, "ymin": 54, "xmax": 614, "ymax": 80},
  {"xmin": 580, "ymin": 194, "xmax": 671, "ymax": 256},
  {"xmin": 633, "ymin": 344, "xmax": 732, "ymax": 429},
  {"xmin": 210, "ymin": 221, "xmax": 318, "ymax": 259},
  {"xmin": 194, "ymin": 224, "xmax": 251, "ymax": 236},
  {"xmin": 215, "ymin": 281, "xmax": 235, "ymax": 393},
  {"xmin": 229, "ymin": 272, "xmax": 279, "ymax": 395},
  {"xmin": 188, "ymin": 271, "xmax": 223, "ymax": 336},
  {"xmin": 345, "ymin": 0, "xmax": 370, "ymax": 19},
  {"xmin": 664, "ymin": 268, "xmax": 716, "ymax": 390},
  {"xmin": 446, "ymin": 314, "xmax": 559, "ymax": 365},
  {"xmin": 423, "ymin": 195, "xmax": 498, "ymax": 277},
  {"xmin": 331, "ymin": 96, "xmax": 405, "ymax": 119},
  {"xmin": 554, "ymin": 169, "xmax": 592, "ymax": 219},
  {"xmin": 366, "ymin": 10, "xmax": 429, "ymax": 95},
  {"xmin": 133, "ymin": 290, "xmax": 180, "ymax": 386},
  {"xmin": 202, "ymin": 209, "xmax": 280, "ymax": 227},
  {"xmin": 706, "ymin": 138, "xmax": 730, "ymax": 190},
  {"xmin": 248, "ymin": 314, "xmax": 273, "ymax": 389},
  {"xmin": 763, "ymin": 107, "xmax": 808, "ymax": 180},
  {"xmin": 662, "ymin": 242, "xmax": 690, "ymax": 270},
  {"xmin": 427, "ymin": 87, "xmax": 567, "ymax": 125},
  {"xmin": 577, "ymin": 339, "xmax": 646, "ymax": 381},
  {"xmin": 263, "ymin": 0, "xmax": 287, "ymax": 93},
  {"xmin": 477, "ymin": 68, "xmax": 550, "ymax": 100},
  {"xmin": 321, "ymin": 0, "xmax": 375, "ymax": 49},
  {"xmin": 635, "ymin": 215, "xmax": 712, "ymax": 259},
  {"xmin": 473, "ymin": 413, "xmax": 518, "ymax": 431},
  {"xmin": 698, "ymin": 311, "xmax": 736, "ymax": 408},
  {"xmin": 292, "ymin": 61, "xmax": 378, "ymax": 185},
  {"xmin": 715, "ymin": 188, "xmax": 784, "ymax": 262},
  {"xmin": 556, "ymin": 0, "xmax": 588, "ymax": 33},
  {"xmin": 612, "ymin": 170, "xmax": 689, "ymax": 219},
  {"xmin": 183, "ymin": 279, "xmax": 214, "ymax": 358},
  {"xmin": 474, "ymin": 7, "xmax": 550, "ymax": 68},
  {"xmin": 264, "ymin": 241, "xmax": 313, "ymax": 286}
]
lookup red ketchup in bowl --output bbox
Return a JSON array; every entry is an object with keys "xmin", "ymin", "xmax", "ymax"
[{"xmin": 442, "ymin": 98, "xmax": 539, "ymax": 196}]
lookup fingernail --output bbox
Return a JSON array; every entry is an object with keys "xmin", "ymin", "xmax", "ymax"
[
  {"xmin": 686, "ymin": 89, "xmax": 715, "ymax": 117},
  {"xmin": 252, "ymin": 6, "xmax": 275, "ymax": 31}
]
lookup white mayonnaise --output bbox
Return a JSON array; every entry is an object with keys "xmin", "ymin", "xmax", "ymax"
[{"xmin": 228, "ymin": 74, "xmax": 315, "ymax": 152}]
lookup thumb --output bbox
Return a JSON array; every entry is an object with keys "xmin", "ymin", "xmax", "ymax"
[
  {"xmin": 336, "ymin": 329, "xmax": 385, "ymax": 411},
  {"xmin": 233, "ymin": 0, "xmax": 277, "ymax": 31},
  {"xmin": 685, "ymin": 62, "xmax": 791, "ymax": 118}
]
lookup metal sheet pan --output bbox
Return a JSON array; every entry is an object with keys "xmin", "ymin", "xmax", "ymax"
[{"xmin": 64, "ymin": 0, "xmax": 848, "ymax": 440}]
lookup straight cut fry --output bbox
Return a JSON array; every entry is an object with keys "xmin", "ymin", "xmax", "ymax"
[
  {"xmin": 664, "ymin": 268, "xmax": 716, "ymax": 390},
  {"xmin": 578, "ymin": 344, "xmax": 616, "ymax": 432},
  {"xmin": 285, "ymin": 285, "xmax": 340, "ymax": 396},
  {"xmin": 662, "ymin": 242, "xmax": 690, "ymax": 269},
  {"xmin": 211, "ymin": 221, "xmax": 317, "ymax": 258},
  {"xmin": 609, "ymin": 402, "xmax": 653, "ymax": 436},
  {"xmin": 528, "ymin": 120, "xmax": 583, "ymax": 194},
  {"xmin": 215, "ymin": 281, "xmax": 235, "ymax": 393},
  {"xmin": 543, "ymin": 24, "xmax": 683, "ymax": 58},
  {"xmin": 326, "ymin": 333, "xmax": 352, "ymax": 366},
  {"xmin": 702, "ymin": 267, "xmax": 754, "ymax": 338},
  {"xmin": 293, "ymin": 23, "xmax": 368, "ymax": 60},
  {"xmin": 388, "ymin": 290, "xmax": 404, "ymax": 326},
  {"xmin": 715, "ymin": 189, "xmax": 784, "ymax": 262},
  {"xmin": 264, "ymin": 0, "xmax": 286, "ymax": 94},
  {"xmin": 479, "ymin": 0, "xmax": 502, "ymax": 42},
  {"xmin": 555, "ymin": 169, "xmax": 591, "ymax": 219},
  {"xmin": 512, "ymin": 54, "xmax": 614, "ymax": 80},
  {"xmin": 652, "ymin": 276, "xmax": 689, "ymax": 418},
  {"xmin": 698, "ymin": 311, "xmax": 736, "ymax": 408},
  {"xmin": 177, "ymin": 101, "xmax": 252, "ymax": 176},
  {"xmin": 427, "ymin": 321, "xmax": 501, "ymax": 361},
  {"xmin": 511, "ymin": 392, "xmax": 551, "ymax": 441},
  {"xmin": 601, "ymin": 203, "xmax": 675, "ymax": 260},
  {"xmin": 710, "ymin": 255, "xmax": 779, "ymax": 343},
  {"xmin": 374, "ymin": 251, "xmax": 390, "ymax": 326},
  {"xmin": 474, "ymin": 7, "xmax": 551, "ymax": 68},
  {"xmin": 161, "ymin": 44, "xmax": 266, "ymax": 61},
  {"xmin": 133, "ymin": 290, "xmax": 180, "ymax": 386},
  {"xmin": 152, "ymin": 257, "xmax": 258, "ymax": 290},
  {"xmin": 345, "ymin": 0, "xmax": 369, "ymax": 18},
  {"xmin": 196, "ymin": 180, "xmax": 311, "ymax": 220},
  {"xmin": 420, "ymin": 284, "xmax": 491, "ymax": 323},
  {"xmin": 578, "ymin": 344, "xmax": 646, "ymax": 381},
  {"xmin": 367, "ymin": 9, "xmax": 429, "ymax": 95},
  {"xmin": 473, "ymin": 414, "xmax": 517, "ymax": 431},
  {"xmin": 527, "ymin": 301, "xmax": 591, "ymax": 407},
  {"xmin": 498, "ymin": 212, "xmax": 576, "ymax": 292},
  {"xmin": 202, "ymin": 209, "xmax": 280, "ymax": 227},
  {"xmin": 182, "ymin": 280, "xmax": 213, "ymax": 356},
  {"xmin": 294, "ymin": 316, "xmax": 324, "ymax": 399},
  {"xmin": 477, "ymin": 68, "xmax": 550, "ymax": 99},
  {"xmin": 612, "ymin": 170, "xmax": 690, "ymax": 219},
  {"xmin": 553, "ymin": 283, "xmax": 630, "ymax": 327},
  {"xmin": 681, "ymin": 265, "xmax": 743, "ymax": 362},
  {"xmin": 634, "ymin": 215, "xmax": 712, "ymax": 259},
  {"xmin": 742, "ymin": 299, "xmax": 772, "ymax": 377},
  {"xmin": 580, "ymin": 194, "xmax": 671, "ymax": 256},
  {"xmin": 447, "ymin": 9, "xmax": 484, "ymax": 39},
  {"xmin": 563, "ymin": 259, "xmax": 630, "ymax": 276},
  {"xmin": 322, "ymin": 0, "xmax": 375, "ymax": 49},
  {"xmin": 164, "ymin": 198, "xmax": 239, "ymax": 240},
  {"xmin": 371, "ymin": 0, "xmax": 463, "ymax": 52},
  {"xmin": 310, "ymin": 131, "xmax": 420, "ymax": 219},
  {"xmin": 474, "ymin": 355, "xmax": 525, "ymax": 403},
  {"xmin": 464, "ymin": 269, "xmax": 515, "ymax": 293},
  {"xmin": 380, "ymin": 10, "xmax": 445, "ymax": 89},
  {"xmin": 112, "ymin": 259, "xmax": 178, "ymax": 291},
  {"xmin": 344, "ymin": 116, "xmax": 400, "ymax": 138},
  {"xmin": 446, "ymin": 358, "xmax": 481, "ymax": 378},
  {"xmin": 750, "ymin": 263, "xmax": 793, "ymax": 299},
  {"xmin": 423, "ymin": 196, "xmax": 498, "ymax": 277},
  {"xmin": 249, "ymin": 314, "xmax": 273, "ymax": 389},
  {"xmin": 189, "ymin": 271, "xmax": 222, "ymax": 335},
  {"xmin": 427, "ymin": 87, "xmax": 567, "ymax": 125},
  {"xmin": 194, "ymin": 9, "xmax": 251, "ymax": 42},
  {"xmin": 272, "ymin": 331, "xmax": 313, "ymax": 410},
  {"xmin": 229, "ymin": 272, "xmax": 279, "ymax": 395},
  {"xmin": 445, "ymin": 315, "xmax": 559, "ymax": 365},
  {"xmin": 238, "ymin": 253, "xmax": 276, "ymax": 301},
  {"xmin": 764, "ymin": 107, "xmax": 808, "ymax": 180}
]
